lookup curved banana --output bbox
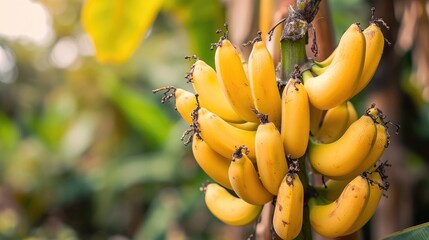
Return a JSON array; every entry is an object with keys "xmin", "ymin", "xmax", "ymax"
[
  {"xmin": 229, "ymin": 146, "xmax": 274, "ymax": 205},
  {"xmin": 273, "ymin": 175, "xmax": 304, "ymax": 240},
  {"xmin": 314, "ymin": 102, "xmax": 349, "ymax": 143},
  {"xmin": 203, "ymin": 182, "xmax": 263, "ymax": 226},
  {"xmin": 215, "ymin": 39, "xmax": 258, "ymax": 123},
  {"xmin": 313, "ymin": 48, "xmax": 337, "ymax": 68},
  {"xmin": 351, "ymin": 23, "xmax": 385, "ymax": 97},
  {"xmin": 350, "ymin": 123, "xmax": 388, "ymax": 176},
  {"xmin": 281, "ymin": 78, "xmax": 310, "ymax": 158},
  {"xmin": 197, "ymin": 107, "xmax": 257, "ymax": 159},
  {"xmin": 228, "ymin": 121, "xmax": 260, "ymax": 131},
  {"xmin": 302, "ymin": 23, "xmax": 365, "ymax": 110},
  {"xmin": 174, "ymin": 88, "xmax": 197, "ymax": 125},
  {"xmin": 255, "ymin": 116, "xmax": 287, "ymax": 195},
  {"xmin": 248, "ymin": 40, "xmax": 282, "ymax": 127},
  {"xmin": 344, "ymin": 171, "xmax": 384, "ymax": 235},
  {"xmin": 150, "ymin": 87, "xmax": 198, "ymax": 125},
  {"xmin": 308, "ymin": 114, "xmax": 377, "ymax": 180},
  {"xmin": 192, "ymin": 134, "xmax": 232, "ymax": 190},
  {"xmin": 191, "ymin": 60, "xmax": 244, "ymax": 123},
  {"xmin": 346, "ymin": 101, "xmax": 358, "ymax": 126},
  {"xmin": 309, "ymin": 175, "xmax": 370, "ymax": 238}
]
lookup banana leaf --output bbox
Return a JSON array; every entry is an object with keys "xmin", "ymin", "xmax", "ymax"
[{"xmin": 382, "ymin": 222, "xmax": 429, "ymax": 240}]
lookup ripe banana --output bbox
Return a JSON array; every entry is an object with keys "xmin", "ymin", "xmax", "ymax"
[
  {"xmin": 248, "ymin": 40, "xmax": 282, "ymax": 127},
  {"xmin": 228, "ymin": 121, "xmax": 260, "ymax": 131},
  {"xmin": 192, "ymin": 134, "xmax": 232, "ymax": 190},
  {"xmin": 302, "ymin": 23, "xmax": 365, "ymax": 110},
  {"xmin": 310, "ymin": 23, "xmax": 385, "ymax": 99},
  {"xmin": 203, "ymin": 182, "xmax": 263, "ymax": 226},
  {"xmin": 273, "ymin": 174, "xmax": 304, "ymax": 240},
  {"xmin": 281, "ymin": 78, "xmax": 310, "ymax": 158},
  {"xmin": 255, "ymin": 115, "xmax": 287, "ymax": 195},
  {"xmin": 351, "ymin": 23, "xmax": 385, "ymax": 97},
  {"xmin": 229, "ymin": 146, "xmax": 274, "ymax": 205},
  {"xmin": 215, "ymin": 39, "xmax": 258, "ymax": 123},
  {"xmin": 344, "ymin": 171, "xmax": 384, "ymax": 235},
  {"xmin": 313, "ymin": 102, "xmax": 350, "ymax": 143},
  {"xmin": 346, "ymin": 101, "xmax": 358, "ymax": 126},
  {"xmin": 197, "ymin": 107, "xmax": 257, "ymax": 160},
  {"xmin": 153, "ymin": 87, "xmax": 197, "ymax": 125},
  {"xmin": 191, "ymin": 60, "xmax": 244, "ymax": 123},
  {"xmin": 350, "ymin": 123, "xmax": 388, "ymax": 176},
  {"xmin": 313, "ymin": 48, "xmax": 337, "ymax": 68},
  {"xmin": 308, "ymin": 114, "xmax": 377, "ymax": 180},
  {"xmin": 175, "ymin": 88, "xmax": 197, "ymax": 125},
  {"xmin": 309, "ymin": 175, "xmax": 370, "ymax": 238},
  {"xmin": 309, "ymin": 102, "xmax": 325, "ymax": 136}
]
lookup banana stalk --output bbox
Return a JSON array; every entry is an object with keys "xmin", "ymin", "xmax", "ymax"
[{"xmin": 279, "ymin": 3, "xmax": 320, "ymax": 239}]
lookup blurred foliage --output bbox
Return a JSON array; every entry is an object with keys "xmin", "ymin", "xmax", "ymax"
[
  {"xmin": 0, "ymin": 0, "xmax": 427, "ymax": 240},
  {"xmin": 81, "ymin": 0, "xmax": 164, "ymax": 64}
]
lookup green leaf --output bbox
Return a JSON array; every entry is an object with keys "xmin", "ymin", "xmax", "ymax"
[
  {"xmin": 382, "ymin": 222, "xmax": 429, "ymax": 240},
  {"xmin": 98, "ymin": 73, "xmax": 172, "ymax": 150},
  {"xmin": 81, "ymin": 0, "xmax": 163, "ymax": 64}
]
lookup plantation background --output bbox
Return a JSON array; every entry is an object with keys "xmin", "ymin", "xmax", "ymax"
[{"xmin": 0, "ymin": 0, "xmax": 428, "ymax": 239}]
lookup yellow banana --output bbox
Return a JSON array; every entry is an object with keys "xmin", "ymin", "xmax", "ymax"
[
  {"xmin": 351, "ymin": 23, "xmax": 385, "ymax": 97},
  {"xmin": 351, "ymin": 123, "xmax": 388, "ymax": 176},
  {"xmin": 344, "ymin": 171, "xmax": 384, "ymax": 235},
  {"xmin": 215, "ymin": 39, "xmax": 258, "ymax": 123},
  {"xmin": 153, "ymin": 87, "xmax": 196, "ymax": 125},
  {"xmin": 309, "ymin": 175, "xmax": 370, "ymax": 238},
  {"xmin": 192, "ymin": 134, "xmax": 232, "ymax": 190},
  {"xmin": 309, "ymin": 102, "xmax": 325, "ymax": 136},
  {"xmin": 197, "ymin": 107, "xmax": 257, "ymax": 159},
  {"xmin": 308, "ymin": 114, "xmax": 377, "ymax": 180},
  {"xmin": 313, "ymin": 48, "xmax": 337, "ymax": 68},
  {"xmin": 255, "ymin": 115, "xmax": 287, "ymax": 195},
  {"xmin": 175, "ymin": 88, "xmax": 197, "ymax": 125},
  {"xmin": 248, "ymin": 40, "xmax": 282, "ymax": 127},
  {"xmin": 302, "ymin": 23, "xmax": 365, "ymax": 110},
  {"xmin": 310, "ymin": 23, "xmax": 385, "ymax": 99},
  {"xmin": 203, "ymin": 182, "xmax": 263, "ymax": 226},
  {"xmin": 229, "ymin": 146, "xmax": 274, "ymax": 205},
  {"xmin": 346, "ymin": 101, "xmax": 358, "ymax": 126},
  {"xmin": 228, "ymin": 121, "xmax": 260, "ymax": 131},
  {"xmin": 273, "ymin": 174, "xmax": 304, "ymax": 240},
  {"xmin": 191, "ymin": 60, "xmax": 244, "ymax": 123},
  {"xmin": 281, "ymin": 78, "xmax": 310, "ymax": 158},
  {"xmin": 314, "ymin": 102, "xmax": 350, "ymax": 143}
]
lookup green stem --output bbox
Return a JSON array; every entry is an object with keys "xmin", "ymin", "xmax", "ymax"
[{"xmin": 281, "ymin": 37, "xmax": 307, "ymax": 81}]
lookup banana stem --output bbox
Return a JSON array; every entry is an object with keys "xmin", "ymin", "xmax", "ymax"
[
  {"xmin": 279, "ymin": 1, "xmax": 321, "ymax": 239},
  {"xmin": 281, "ymin": 37, "xmax": 307, "ymax": 81}
]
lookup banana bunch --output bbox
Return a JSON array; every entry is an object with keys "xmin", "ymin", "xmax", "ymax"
[
  {"xmin": 153, "ymin": 20, "xmax": 396, "ymax": 239},
  {"xmin": 309, "ymin": 166, "xmax": 389, "ymax": 238}
]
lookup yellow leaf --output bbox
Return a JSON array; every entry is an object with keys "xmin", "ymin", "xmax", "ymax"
[{"xmin": 81, "ymin": 0, "xmax": 163, "ymax": 64}]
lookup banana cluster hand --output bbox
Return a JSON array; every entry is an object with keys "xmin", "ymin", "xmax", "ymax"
[
  {"xmin": 310, "ymin": 163, "xmax": 389, "ymax": 238},
  {"xmin": 153, "ymin": 20, "xmax": 395, "ymax": 237}
]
